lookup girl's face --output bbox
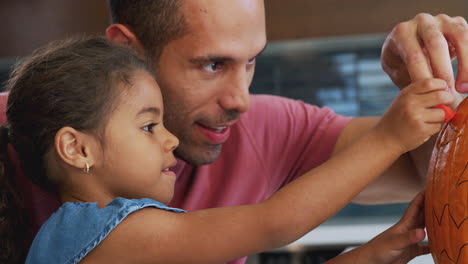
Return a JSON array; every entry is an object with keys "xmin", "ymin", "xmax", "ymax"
[{"xmin": 93, "ymin": 70, "xmax": 179, "ymax": 204}]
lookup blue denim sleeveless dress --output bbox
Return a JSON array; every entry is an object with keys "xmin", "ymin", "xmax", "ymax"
[{"xmin": 25, "ymin": 197, "xmax": 185, "ymax": 264}]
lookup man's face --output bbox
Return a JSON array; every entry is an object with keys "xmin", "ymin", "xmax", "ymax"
[{"xmin": 156, "ymin": 0, "xmax": 267, "ymax": 166}]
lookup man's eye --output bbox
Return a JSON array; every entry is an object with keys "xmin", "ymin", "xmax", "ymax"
[
  {"xmin": 202, "ymin": 62, "xmax": 223, "ymax": 73},
  {"xmin": 143, "ymin": 123, "xmax": 158, "ymax": 133}
]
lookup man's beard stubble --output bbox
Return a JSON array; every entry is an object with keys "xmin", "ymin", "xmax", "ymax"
[{"xmin": 164, "ymin": 100, "xmax": 240, "ymax": 166}]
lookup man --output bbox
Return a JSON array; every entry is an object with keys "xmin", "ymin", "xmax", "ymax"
[{"xmin": 103, "ymin": 1, "xmax": 468, "ymax": 263}]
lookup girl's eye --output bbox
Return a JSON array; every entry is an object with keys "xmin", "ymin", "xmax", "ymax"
[
  {"xmin": 202, "ymin": 62, "xmax": 224, "ymax": 73},
  {"xmin": 143, "ymin": 123, "xmax": 158, "ymax": 133}
]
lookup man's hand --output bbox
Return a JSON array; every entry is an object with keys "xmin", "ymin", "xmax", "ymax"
[{"xmin": 381, "ymin": 13, "xmax": 468, "ymax": 100}]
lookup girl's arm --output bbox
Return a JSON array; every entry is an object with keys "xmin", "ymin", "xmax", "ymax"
[{"xmin": 81, "ymin": 79, "xmax": 449, "ymax": 264}]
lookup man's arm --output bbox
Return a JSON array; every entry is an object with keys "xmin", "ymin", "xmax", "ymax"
[
  {"xmin": 348, "ymin": 13, "xmax": 468, "ymax": 204},
  {"xmin": 332, "ymin": 116, "xmax": 432, "ymax": 204}
]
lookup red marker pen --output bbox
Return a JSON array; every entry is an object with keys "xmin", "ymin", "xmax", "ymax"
[{"xmin": 436, "ymin": 104, "xmax": 456, "ymax": 123}]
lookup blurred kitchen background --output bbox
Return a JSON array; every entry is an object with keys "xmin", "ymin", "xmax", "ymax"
[{"xmin": 1, "ymin": 1, "xmax": 467, "ymax": 263}]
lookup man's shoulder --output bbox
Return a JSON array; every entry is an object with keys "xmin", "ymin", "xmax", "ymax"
[
  {"xmin": 249, "ymin": 94, "xmax": 296, "ymax": 109},
  {"xmin": 243, "ymin": 94, "xmax": 343, "ymax": 126},
  {"xmin": 244, "ymin": 94, "xmax": 303, "ymax": 120},
  {"xmin": 235, "ymin": 94, "xmax": 352, "ymax": 156}
]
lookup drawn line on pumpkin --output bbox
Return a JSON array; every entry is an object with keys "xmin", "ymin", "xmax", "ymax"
[
  {"xmin": 432, "ymin": 204, "xmax": 468, "ymax": 228},
  {"xmin": 437, "ymin": 243, "xmax": 468, "ymax": 264},
  {"xmin": 431, "ymin": 204, "xmax": 468, "ymax": 262},
  {"xmin": 430, "ymin": 119, "xmax": 467, "ymax": 263},
  {"xmin": 455, "ymin": 161, "xmax": 468, "ymax": 187}
]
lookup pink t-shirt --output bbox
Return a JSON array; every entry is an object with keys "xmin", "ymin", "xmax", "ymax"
[
  {"xmin": 0, "ymin": 93, "xmax": 351, "ymax": 263},
  {"xmin": 168, "ymin": 95, "xmax": 350, "ymax": 264}
]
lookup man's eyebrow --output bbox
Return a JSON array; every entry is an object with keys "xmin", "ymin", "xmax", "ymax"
[
  {"xmin": 136, "ymin": 107, "xmax": 161, "ymax": 117},
  {"xmin": 189, "ymin": 44, "xmax": 268, "ymax": 64},
  {"xmin": 189, "ymin": 56, "xmax": 234, "ymax": 64}
]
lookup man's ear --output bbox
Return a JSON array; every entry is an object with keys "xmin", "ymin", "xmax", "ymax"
[
  {"xmin": 54, "ymin": 127, "xmax": 97, "ymax": 171},
  {"xmin": 106, "ymin": 24, "xmax": 145, "ymax": 55}
]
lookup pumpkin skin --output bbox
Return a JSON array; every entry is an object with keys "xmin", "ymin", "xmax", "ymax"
[{"xmin": 426, "ymin": 98, "xmax": 468, "ymax": 264}]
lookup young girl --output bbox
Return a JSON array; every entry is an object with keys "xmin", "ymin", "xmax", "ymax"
[{"xmin": 0, "ymin": 36, "xmax": 450, "ymax": 263}]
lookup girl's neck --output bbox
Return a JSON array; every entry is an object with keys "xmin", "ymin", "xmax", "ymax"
[{"xmin": 58, "ymin": 182, "xmax": 114, "ymax": 209}]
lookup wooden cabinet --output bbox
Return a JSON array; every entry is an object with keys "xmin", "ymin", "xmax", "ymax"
[
  {"xmin": 266, "ymin": 0, "xmax": 468, "ymax": 40},
  {"xmin": 1, "ymin": 1, "xmax": 467, "ymax": 56},
  {"xmin": 0, "ymin": 0, "xmax": 108, "ymax": 57}
]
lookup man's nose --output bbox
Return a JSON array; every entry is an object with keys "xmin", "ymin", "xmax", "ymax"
[{"xmin": 218, "ymin": 70, "xmax": 251, "ymax": 113}]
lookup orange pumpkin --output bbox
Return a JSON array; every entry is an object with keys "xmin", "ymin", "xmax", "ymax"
[{"xmin": 426, "ymin": 98, "xmax": 468, "ymax": 264}]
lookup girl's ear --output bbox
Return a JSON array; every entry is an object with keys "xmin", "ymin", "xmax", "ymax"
[
  {"xmin": 106, "ymin": 24, "xmax": 145, "ymax": 56},
  {"xmin": 54, "ymin": 127, "xmax": 97, "ymax": 171}
]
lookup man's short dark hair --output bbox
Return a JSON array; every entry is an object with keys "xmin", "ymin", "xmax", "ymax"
[{"xmin": 108, "ymin": 0, "xmax": 188, "ymax": 65}]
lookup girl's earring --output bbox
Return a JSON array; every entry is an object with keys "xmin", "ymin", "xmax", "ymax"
[{"xmin": 83, "ymin": 162, "xmax": 90, "ymax": 174}]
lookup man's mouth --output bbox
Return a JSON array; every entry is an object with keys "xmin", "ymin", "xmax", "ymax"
[
  {"xmin": 202, "ymin": 125, "xmax": 227, "ymax": 133},
  {"xmin": 196, "ymin": 123, "xmax": 232, "ymax": 144}
]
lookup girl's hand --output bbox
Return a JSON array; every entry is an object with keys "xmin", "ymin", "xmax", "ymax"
[
  {"xmin": 363, "ymin": 191, "xmax": 430, "ymax": 264},
  {"xmin": 373, "ymin": 78, "xmax": 454, "ymax": 153},
  {"xmin": 325, "ymin": 192, "xmax": 430, "ymax": 264}
]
